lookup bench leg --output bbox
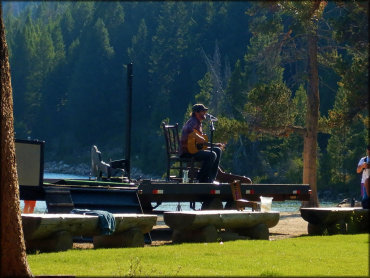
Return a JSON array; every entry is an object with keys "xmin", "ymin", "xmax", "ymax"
[
  {"xmin": 307, "ymin": 223, "xmax": 327, "ymax": 235},
  {"xmin": 218, "ymin": 231, "xmax": 248, "ymax": 241},
  {"xmin": 172, "ymin": 225, "xmax": 218, "ymax": 243},
  {"xmin": 93, "ymin": 228, "xmax": 144, "ymax": 248},
  {"xmin": 231, "ymin": 223, "xmax": 269, "ymax": 240},
  {"xmin": 346, "ymin": 211, "xmax": 370, "ymax": 234},
  {"xmin": 308, "ymin": 220, "xmax": 346, "ymax": 235},
  {"xmin": 327, "ymin": 220, "xmax": 346, "ymax": 235},
  {"xmin": 26, "ymin": 231, "xmax": 73, "ymax": 253}
]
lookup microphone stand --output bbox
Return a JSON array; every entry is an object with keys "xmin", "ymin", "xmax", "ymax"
[{"xmin": 209, "ymin": 119, "xmax": 215, "ymax": 153}]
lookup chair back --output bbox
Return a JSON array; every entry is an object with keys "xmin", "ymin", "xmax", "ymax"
[
  {"xmin": 162, "ymin": 122, "xmax": 199, "ymax": 181},
  {"xmin": 162, "ymin": 122, "xmax": 181, "ymax": 156}
]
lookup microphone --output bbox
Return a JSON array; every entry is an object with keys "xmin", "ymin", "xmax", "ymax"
[{"xmin": 206, "ymin": 113, "xmax": 218, "ymax": 121}]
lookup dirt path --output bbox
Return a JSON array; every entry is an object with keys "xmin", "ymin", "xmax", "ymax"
[{"xmin": 269, "ymin": 212, "xmax": 308, "ymax": 240}]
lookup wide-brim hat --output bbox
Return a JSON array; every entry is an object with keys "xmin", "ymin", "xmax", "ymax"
[{"xmin": 192, "ymin": 103, "xmax": 208, "ymax": 113}]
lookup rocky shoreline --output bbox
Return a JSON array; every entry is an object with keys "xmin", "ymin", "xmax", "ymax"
[{"xmin": 44, "ymin": 161, "xmax": 91, "ymax": 176}]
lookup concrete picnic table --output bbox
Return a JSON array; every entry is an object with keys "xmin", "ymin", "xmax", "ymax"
[
  {"xmin": 22, "ymin": 213, "xmax": 157, "ymax": 252},
  {"xmin": 164, "ymin": 210, "xmax": 280, "ymax": 242},
  {"xmin": 300, "ymin": 207, "xmax": 369, "ymax": 235}
]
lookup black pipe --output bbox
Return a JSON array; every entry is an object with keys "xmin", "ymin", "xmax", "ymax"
[{"xmin": 125, "ymin": 63, "xmax": 133, "ymax": 180}]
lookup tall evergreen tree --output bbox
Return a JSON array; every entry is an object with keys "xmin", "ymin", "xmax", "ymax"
[{"xmin": 66, "ymin": 17, "xmax": 117, "ymax": 149}]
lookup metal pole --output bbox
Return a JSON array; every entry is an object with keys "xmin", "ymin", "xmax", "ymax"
[
  {"xmin": 210, "ymin": 120, "xmax": 215, "ymax": 153},
  {"xmin": 125, "ymin": 63, "xmax": 133, "ymax": 180}
]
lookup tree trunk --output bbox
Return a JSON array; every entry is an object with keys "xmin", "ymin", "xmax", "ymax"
[
  {"xmin": 0, "ymin": 4, "xmax": 32, "ymax": 276},
  {"xmin": 302, "ymin": 28, "xmax": 320, "ymax": 208}
]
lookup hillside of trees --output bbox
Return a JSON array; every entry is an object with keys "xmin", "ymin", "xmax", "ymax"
[{"xmin": 2, "ymin": 2, "xmax": 368, "ymax": 199}]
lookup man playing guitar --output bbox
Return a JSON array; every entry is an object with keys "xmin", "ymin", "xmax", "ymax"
[{"xmin": 180, "ymin": 104, "xmax": 224, "ymax": 183}]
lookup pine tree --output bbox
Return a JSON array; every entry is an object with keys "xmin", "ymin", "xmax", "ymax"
[
  {"xmin": 207, "ymin": 2, "xmax": 329, "ymax": 206},
  {"xmin": 66, "ymin": 17, "xmax": 117, "ymax": 148}
]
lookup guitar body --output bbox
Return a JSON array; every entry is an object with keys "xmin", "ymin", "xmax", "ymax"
[{"xmin": 187, "ymin": 130, "xmax": 209, "ymax": 154}]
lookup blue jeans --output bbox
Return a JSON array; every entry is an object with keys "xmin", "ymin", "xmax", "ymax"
[
  {"xmin": 192, "ymin": 147, "xmax": 222, "ymax": 183},
  {"xmin": 362, "ymin": 197, "xmax": 369, "ymax": 209},
  {"xmin": 362, "ymin": 185, "xmax": 369, "ymax": 209}
]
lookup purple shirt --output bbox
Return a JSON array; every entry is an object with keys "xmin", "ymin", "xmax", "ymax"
[{"xmin": 180, "ymin": 116, "xmax": 203, "ymax": 155}]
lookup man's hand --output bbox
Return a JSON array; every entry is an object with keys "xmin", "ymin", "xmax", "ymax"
[
  {"xmin": 215, "ymin": 143, "xmax": 226, "ymax": 150},
  {"xmin": 195, "ymin": 133, "xmax": 207, "ymax": 143},
  {"xmin": 357, "ymin": 162, "xmax": 368, "ymax": 173}
]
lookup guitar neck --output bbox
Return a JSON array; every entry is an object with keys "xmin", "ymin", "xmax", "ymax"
[{"xmin": 205, "ymin": 142, "xmax": 218, "ymax": 147}]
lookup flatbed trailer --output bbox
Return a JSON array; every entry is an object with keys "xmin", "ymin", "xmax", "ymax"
[
  {"xmin": 138, "ymin": 180, "xmax": 311, "ymax": 203},
  {"xmin": 16, "ymin": 138, "xmax": 311, "ymax": 214},
  {"xmin": 137, "ymin": 179, "xmax": 311, "ymax": 211},
  {"xmin": 20, "ymin": 178, "xmax": 311, "ymax": 213}
]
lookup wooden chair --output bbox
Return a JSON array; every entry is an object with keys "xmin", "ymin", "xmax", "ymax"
[
  {"xmin": 162, "ymin": 122, "xmax": 199, "ymax": 182},
  {"xmin": 230, "ymin": 180, "xmax": 258, "ymax": 211}
]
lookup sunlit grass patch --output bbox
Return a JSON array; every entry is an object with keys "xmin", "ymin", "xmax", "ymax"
[{"xmin": 28, "ymin": 234, "xmax": 369, "ymax": 276}]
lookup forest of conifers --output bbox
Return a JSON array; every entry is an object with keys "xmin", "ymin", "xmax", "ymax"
[{"xmin": 2, "ymin": 2, "xmax": 368, "ymax": 197}]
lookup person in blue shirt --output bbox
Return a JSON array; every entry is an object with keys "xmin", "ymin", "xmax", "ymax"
[
  {"xmin": 357, "ymin": 145, "xmax": 370, "ymax": 209},
  {"xmin": 180, "ymin": 104, "xmax": 224, "ymax": 183}
]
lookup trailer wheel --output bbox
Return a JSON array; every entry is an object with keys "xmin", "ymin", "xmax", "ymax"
[
  {"xmin": 201, "ymin": 198, "xmax": 223, "ymax": 210},
  {"xmin": 140, "ymin": 200, "xmax": 153, "ymax": 213},
  {"xmin": 224, "ymin": 201, "xmax": 236, "ymax": 210}
]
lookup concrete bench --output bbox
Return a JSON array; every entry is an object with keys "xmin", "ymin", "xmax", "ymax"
[
  {"xmin": 300, "ymin": 207, "xmax": 369, "ymax": 235},
  {"xmin": 164, "ymin": 210, "xmax": 280, "ymax": 242},
  {"xmin": 22, "ymin": 213, "xmax": 157, "ymax": 252}
]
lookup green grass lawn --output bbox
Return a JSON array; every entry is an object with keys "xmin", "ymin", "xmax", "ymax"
[{"xmin": 28, "ymin": 234, "xmax": 369, "ymax": 277}]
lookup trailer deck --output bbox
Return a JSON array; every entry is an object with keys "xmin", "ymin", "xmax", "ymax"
[
  {"xmin": 20, "ymin": 178, "xmax": 311, "ymax": 213},
  {"xmin": 138, "ymin": 179, "xmax": 310, "ymax": 203}
]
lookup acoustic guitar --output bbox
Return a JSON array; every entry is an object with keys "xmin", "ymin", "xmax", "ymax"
[
  {"xmin": 187, "ymin": 129, "xmax": 225, "ymax": 154},
  {"xmin": 187, "ymin": 130, "xmax": 210, "ymax": 154}
]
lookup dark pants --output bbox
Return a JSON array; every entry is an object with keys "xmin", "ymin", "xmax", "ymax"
[
  {"xmin": 192, "ymin": 147, "xmax": 222, "ymax": 183},
  {"xmin": 362, "ymin": 198, "xmax": 369, "ymax": 209}
]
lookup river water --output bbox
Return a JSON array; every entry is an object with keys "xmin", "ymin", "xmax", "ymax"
[{"xmin": 21, "ymin": 173, "xmax": 338, "ymax": 213}]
